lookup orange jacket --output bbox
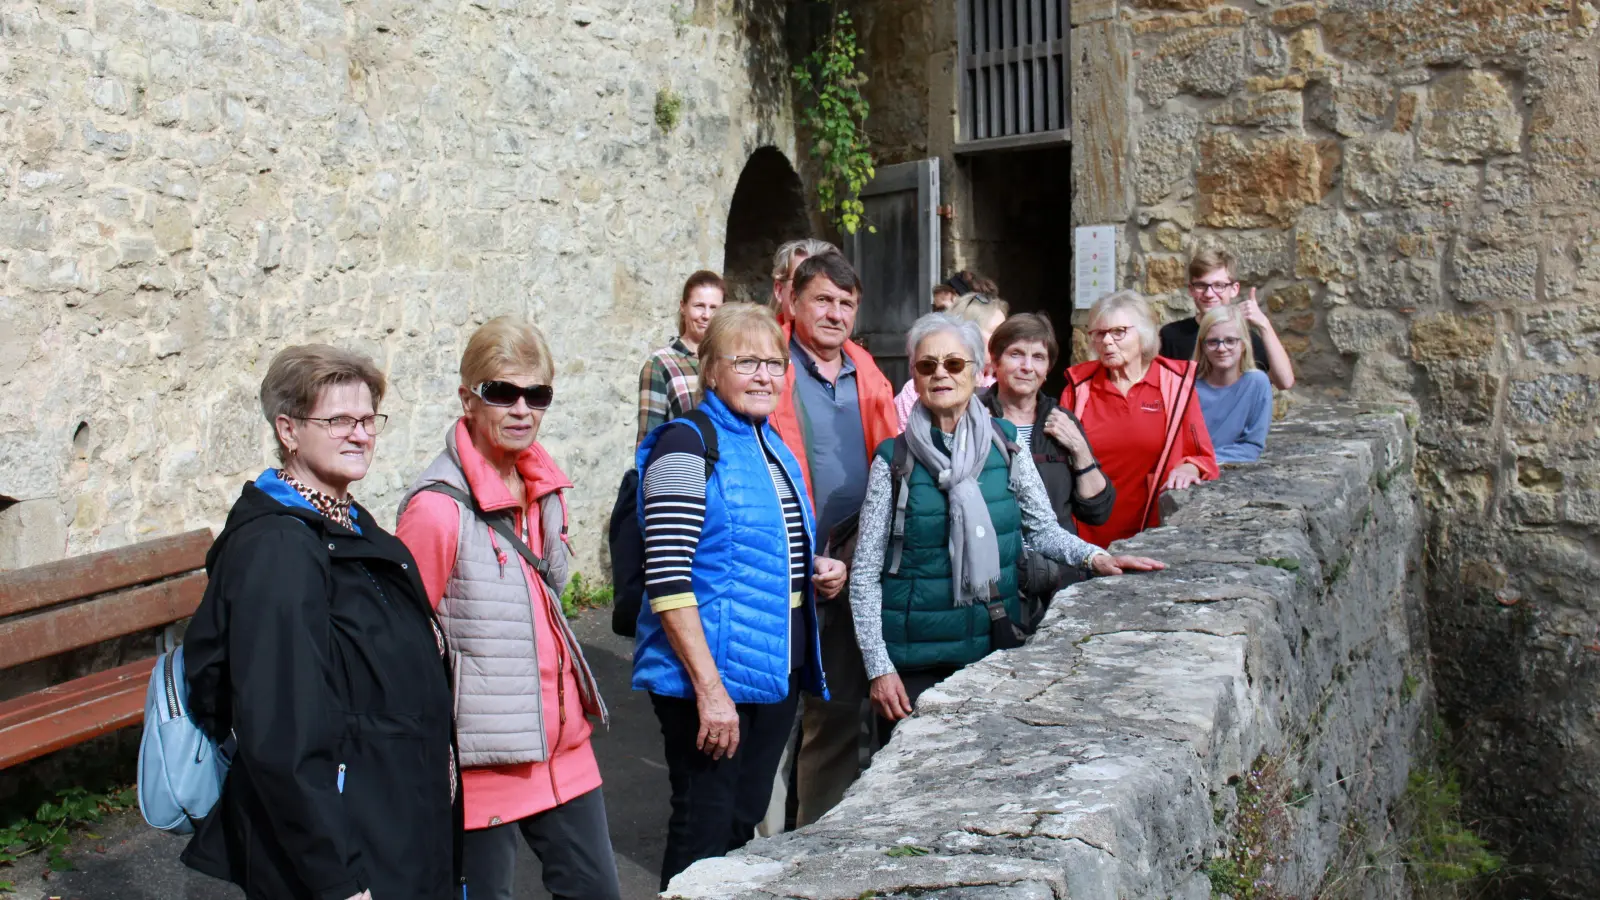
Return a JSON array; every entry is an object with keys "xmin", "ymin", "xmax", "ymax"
[
  {"xmin": 1064, "ymin": 357, "xmax": 1219, "ymax": 529},
  {"xmin": 770, "ymin": 324, "xmax": 900, "ymax": 505}
]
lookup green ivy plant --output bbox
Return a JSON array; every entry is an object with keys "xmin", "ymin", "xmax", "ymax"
[
  {"xmin": 792, "ymin": 9, "xmax": 875, "ymax": 235},
  {"xmin": 0, "ymin": 785, "xmax": 138, "ymax": 891},
  {"xmin": 559, "ymin": 572, "xmax": 614, "ymax": 618}
]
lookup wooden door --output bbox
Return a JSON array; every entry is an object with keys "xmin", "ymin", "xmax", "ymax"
[{"xmin": 844, "ymin": 158, "xmax": 941, "ymax": 388}]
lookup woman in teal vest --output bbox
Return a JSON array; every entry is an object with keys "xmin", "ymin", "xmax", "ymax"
[{"xmin": 849, "ymin": 314, "xmax": 1165, "ymax": 741}]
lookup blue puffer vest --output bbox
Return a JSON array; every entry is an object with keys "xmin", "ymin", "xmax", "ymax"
[{"xmin": 631, "ymin": 392, "xmax": 829, "ymax": 704}]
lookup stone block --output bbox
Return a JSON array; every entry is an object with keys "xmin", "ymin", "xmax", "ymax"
[
  {"xmin": 1453, "ymin": 245, "xmax": 1538, "ymax": 304},
  {"xmin": 1509, "ymin": 374, "xmax": 1600, "ymax": 427},
  {"xmin": 1328, "ymin": 306, "xmax": 1407, "ymax": 355},
  {"xmin": 1418, "ymin": 70, "xmax": 1521, "ymax": 162},
  {"xmin": 1196, "ymin": 132, "xmax": 1324, "ymax": 228},
  {"xmin": 1205, "ymin": 90, "xmax": 1304, "ymax": 130},
  {"xmin": 1146, "ymin": 255, "xmax": 1188, "ymax": 295},
  {"xmin": 1295, "ymin": 207, "xmax": 1357, "ymax": 280},
  {"xmin": 1420, "ymin": 358, "xmax": 1503, "ymax": 426},
  {"xmin": 1522, "ymin": 303, "xmax": 1600, "ymax": 364},
  {"xmin": 1139, "ymin": 28, "xmax": 1245, "ymax": 105},
  {"xmin": 1072, "ymin": 21, "xmax": 1134, "ymax": 224},
  {"xmin": 0, "ymin": 205, "xmax": 53, "ymax": 252},
  {"xmin": 1226, "ymin": 229, "xmax": 1296, "ymax": 283},
  {"xmin": 1136, "ymin": 112, "xmax": 1199, "ymax": 205},
  {"xmin": 1152, "ymin": 221, "xmax": 1187, "ymax": 252},
  {"xmin": 1410, "ymin": 312, "xmax": 1497, "ymax": 363},
  {"xmin": 1322, "ymin": 2, "xmax": 1590, "ymax": 72},
  {"xmin": 152, "ymin": 205, "xmax": 194, "ymax": 253},
  {"xmin": 1306, "ymin": 75, "xmax": 1392, "ymax": 137}
]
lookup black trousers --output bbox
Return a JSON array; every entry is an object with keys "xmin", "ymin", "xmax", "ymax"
[
  {"xmin": 874, "ymin": 666, "xmax": 961, "ymax": 749},
  {"xmin": 460, "ymin": 787, "xmax": 621, "ymax": 900},
  {"xmin": 651, "ymin": 676, "xmax": 802, "ymax": 890}
]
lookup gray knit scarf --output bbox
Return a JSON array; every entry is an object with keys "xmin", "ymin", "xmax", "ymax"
[{"xmin": 904, "ymin": 399, "xmax": 1004, "ymax": 607}]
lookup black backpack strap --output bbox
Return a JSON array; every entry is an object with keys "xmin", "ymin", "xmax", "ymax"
[
  {"xmin": 886, "ymin": 435, "xmax": 914, "ymax": 575},
  {"xmin": 419, "ymin": 483, "xmax": 550, "ymax": 580},
  {"xmin": 679, "ymin": 409, "xmax": 720, "ymax": 477}
]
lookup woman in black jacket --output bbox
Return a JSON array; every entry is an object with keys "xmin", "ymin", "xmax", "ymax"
[
  {"xmin": 182, "ymin": 345, "xmax": 461, "ymax": 900},
  {"xmin": 980, "ymin": 314, "xmax": 1116, "ymax": 629}
]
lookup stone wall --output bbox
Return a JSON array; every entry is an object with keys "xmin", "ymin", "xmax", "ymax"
[
  {"xmin": 670, "ymin": 406, "xmax": 1430, "ymax": 899},
  {"xmin": 1066, "ymin": 1, "xmax": 1600, "ymax": 890},
  {"xmin": 0, "ymin": 0, "xmax": 799, "ymax": 575}
]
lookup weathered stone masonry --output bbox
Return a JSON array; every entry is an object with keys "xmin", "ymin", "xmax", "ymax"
[
  {"xmin": 672, "ymin": 406, "xmax": 1430, "ymax": 899},
  {"xmin": 0, "ymin": 0, "xmax": 796, "ymax": 577}
]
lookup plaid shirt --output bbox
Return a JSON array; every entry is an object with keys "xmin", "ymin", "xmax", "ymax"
[{"xmin": 637, "ymin": 338, "xmax": 701, "ymax": 446}]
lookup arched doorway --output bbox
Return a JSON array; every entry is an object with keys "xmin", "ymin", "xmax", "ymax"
[{"xmin": 723, "ymin": 147, "xmax": 811, "ymax": 306}]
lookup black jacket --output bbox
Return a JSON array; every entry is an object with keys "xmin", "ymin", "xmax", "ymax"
[
  {"xmin": 181, "ymin": 482, "xmax": 462, "ymax": 900},
  {"xmin": 981, "ymin": 387, "xmax": 1115, "ymax": 532}
]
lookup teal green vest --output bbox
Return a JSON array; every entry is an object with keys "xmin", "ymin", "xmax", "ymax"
[{"xmin": 877, "ymin": 420, "xmax": 1023, "ymax": 673}]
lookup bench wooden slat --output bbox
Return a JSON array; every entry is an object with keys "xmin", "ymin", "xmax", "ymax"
[
  {"xmin": 0, "ymin": 658, "xmax": 151, "ymax": 768},
  {"xmin": 0, "ymin": 573, "xmax": 206, "ymax": 669},
  {"xmin": 0, "ymin": 529, "xmax": 212, "ymax": 618}
]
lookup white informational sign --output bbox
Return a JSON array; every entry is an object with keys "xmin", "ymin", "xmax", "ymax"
[{"xmin": 1073, "ymin": 226, "xmax": 1117, "ymax": 309}]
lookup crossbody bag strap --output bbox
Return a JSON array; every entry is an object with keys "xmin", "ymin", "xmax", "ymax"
[
  {"xmin": 886, "ymin": 435, "xmax": 913, "ymax": 575},
  {"xmin": 1140, "ymin": 361, "xmax": 1199, "ymax": 529},
  {"xmin": 419, "ymin": 483, "xmax": 550, "ymax": 580},
  {"xmin": 678, "ymin": 409, "xmax": 720, "ymax": 477}
]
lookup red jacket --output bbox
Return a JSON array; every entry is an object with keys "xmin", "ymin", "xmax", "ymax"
[
  {"xmin": 769, "ymin": 323, "xmax": 900, "ymax": 506},
  {"xmin": 1064, "ymin": 357, "xmax": 1219, "ymax": 536}
]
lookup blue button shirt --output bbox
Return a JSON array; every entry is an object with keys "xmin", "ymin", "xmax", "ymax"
[{"xmin": 789, "ymin": 336, "xmax": 870, "ymax": 550}]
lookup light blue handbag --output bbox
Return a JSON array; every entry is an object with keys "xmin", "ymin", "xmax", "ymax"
[{"xmin": 136, "ymin": 647, "xmax": 232, "ymax": 834}]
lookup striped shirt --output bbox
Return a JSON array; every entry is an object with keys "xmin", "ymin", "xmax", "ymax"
[{"xmin": 642, "ymin": 422, "xmax": 809, "ymax": 669}]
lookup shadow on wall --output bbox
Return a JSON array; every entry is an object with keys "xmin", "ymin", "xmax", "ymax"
[
  {"xmin": 723, "ymin": 147, "xmax": 810, "ymax": 305},
  {"xmin": 730, "ymin": 0, "xmax": 792, "ymax": 138}
]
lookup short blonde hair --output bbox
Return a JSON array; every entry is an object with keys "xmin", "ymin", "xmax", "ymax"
[
  {"xmin": 1194, "ymin": 304, "xmax": 1256, "ymax": 379},
  {"xmin": 460, "ymin": 316, "xmax": 555, "ymax": 388},
  {"xmin": 260, "ymin": 345, "xmax": 386, "ymax": 462},
  {"xmin": 947, "ymin": 292, "xmax": 1010, "ymax": 327},
  {"xmin": 698, "ymin": 303, "xmax": 785, "ymax": 399},
  {"xmin": 1086, "ymin": 290, "xmax": 1161, "ymax": 365}
]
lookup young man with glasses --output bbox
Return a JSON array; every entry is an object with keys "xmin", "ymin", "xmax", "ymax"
[
  {"xmin": 767, "ymin": 251, "xmax": 900, "ymax": 830},
  {"xmin": 1158, "ymin": 248, "xmax": 1296, "ymax": 390}
]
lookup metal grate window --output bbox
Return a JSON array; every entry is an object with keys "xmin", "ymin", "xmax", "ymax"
[{"xmin": 956, "ymin": 0, "xmax": 1070, "ymax": 152}]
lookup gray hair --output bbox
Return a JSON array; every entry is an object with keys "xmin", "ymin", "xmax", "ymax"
[
  {"xmin": 1086, "ymin": 289, "xmax": 1161, "ymax": 364},
  {"xmin": 771, "ymin": 238, "xmax": 840, "ymax": 281},
  {"xmin": 906, "ymin": 312, "xmax": 987, "ymax": 365}
]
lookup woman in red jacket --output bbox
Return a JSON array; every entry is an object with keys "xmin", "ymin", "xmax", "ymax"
[{"xmin": 1063, "ymin": 290, "xmax": 1219, "ymax": 546}]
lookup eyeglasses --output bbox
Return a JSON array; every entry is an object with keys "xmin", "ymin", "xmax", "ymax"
[
  {"xmin": 1190, "ymin": 280, "xmax": 1238, "ymax": 295},
  {"xmin": 722, "ymin": 355, "xmax": 789, "ymax": 376},
  {"xmin": 913, "ymin": 356, "xmax": 975, "ymax": 377},
  {"xmin": 473, "ymin": 381, "xmax": 555, "ymax": 409},
  {"xmin": 1086, "ymin": 326, "xmax": 1135, "ymax": 343},
  {"xmin": 1204, "ymin": 337, "xmax": 1243, "ymax": 350},
  {"xmin": 295, "ymin": 414, "xmax": 388, "ymax": 438}
]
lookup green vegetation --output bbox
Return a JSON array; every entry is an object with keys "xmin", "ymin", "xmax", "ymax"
[
  {"xmin": 1401, "ymin": 672, "xmax": 1421, "ymax": 703},
  {"xmin": 654, "ymin": 88, "xmax": 683, "ymax": 133},
  {"xmin": 792, "ymin": 9, "xmax": 874, "ymax": 234},
  {"xmin": 560, "ymin": 572, "xmax": 613, "ymax": 618},
  {"xmin": 884, "ymin": 844, "xmax": 931, "ymax": 858},
  {"xmin": 0, "ymin": 785, "xmax": 138, "ymax": 891},
  {"xmin": 1399, "ymin": 765, "xmax": 1503, "ymax": 889},
  {"xmin": 1256, "ymin": 556, "xmax": 1301, "ymax": 572},
  {"xmin": 1206, "ymin": 754, "xmax": 1294, "ymax": 899}
]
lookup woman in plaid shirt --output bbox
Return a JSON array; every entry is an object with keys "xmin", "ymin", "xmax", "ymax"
[{"xmin": 637, "ymin": 270, "xmax": 726, "ymax": 445}]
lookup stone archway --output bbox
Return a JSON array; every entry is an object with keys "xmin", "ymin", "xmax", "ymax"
[{"xmin": 723, "ymin": 147, "xmax": 811, "ymax": 306}]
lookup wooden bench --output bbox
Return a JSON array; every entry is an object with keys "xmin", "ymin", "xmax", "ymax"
[{"xmin": 0, "ymin": 529, "xmax": 211, "ymax": 769}]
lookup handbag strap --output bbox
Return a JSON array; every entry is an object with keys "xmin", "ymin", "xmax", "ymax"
[
  {"xmin": 420, "ymin": 483, "xmax": 550, "ymax": 580},
  {"xmin": 1140, "ymin": 360, "xmax": 1199, "ymax": 529}
]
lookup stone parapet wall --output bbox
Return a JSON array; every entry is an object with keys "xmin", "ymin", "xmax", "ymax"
[
  {"xmin": 670, "ymin": 405, "xmax": 1429, "ymax": 899},
  {"xmin": 0, "ymin": 0, "xmax": 795, "ymax": 574}
]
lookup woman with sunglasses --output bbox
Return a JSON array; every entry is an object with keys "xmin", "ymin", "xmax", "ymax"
[
  {"xmin": 1063, "ymin": 290, "xmax": 1220, "ymax": 547},
  {"xmin": 893, "ymin": 292, "xmax": 1009, "ymax": 430},
  {"xmin": 633, "ymin": 303, "xmax": 844, "ymax": 890},
  {"xmin": 396, "ymin": 317, "xmax": 618, "ymax": 900},
  {"xmin": 849, "ymin": 314, "xmax": 1163, "ymax": 746},
  {"xmin": 1194, "ymin": 304, "xmax": 1273, "ymax": 463},
  {"xmin": 182, "ymin": 345, "xmax": 459, "ymax": 900}
]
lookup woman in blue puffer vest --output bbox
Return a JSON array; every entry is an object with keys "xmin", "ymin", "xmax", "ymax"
[{"xmin": 632, "ymin": 303, "xmax": 847, "ymax": 890}]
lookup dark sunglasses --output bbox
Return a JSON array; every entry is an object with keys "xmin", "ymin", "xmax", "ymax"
[
  {"xmin": 913, "ymin": 356, "xmax": 975, "ymax": 377},
  {"xmin": 473, "ymin": 380, "xmax": 554, "ymax": 409}
]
